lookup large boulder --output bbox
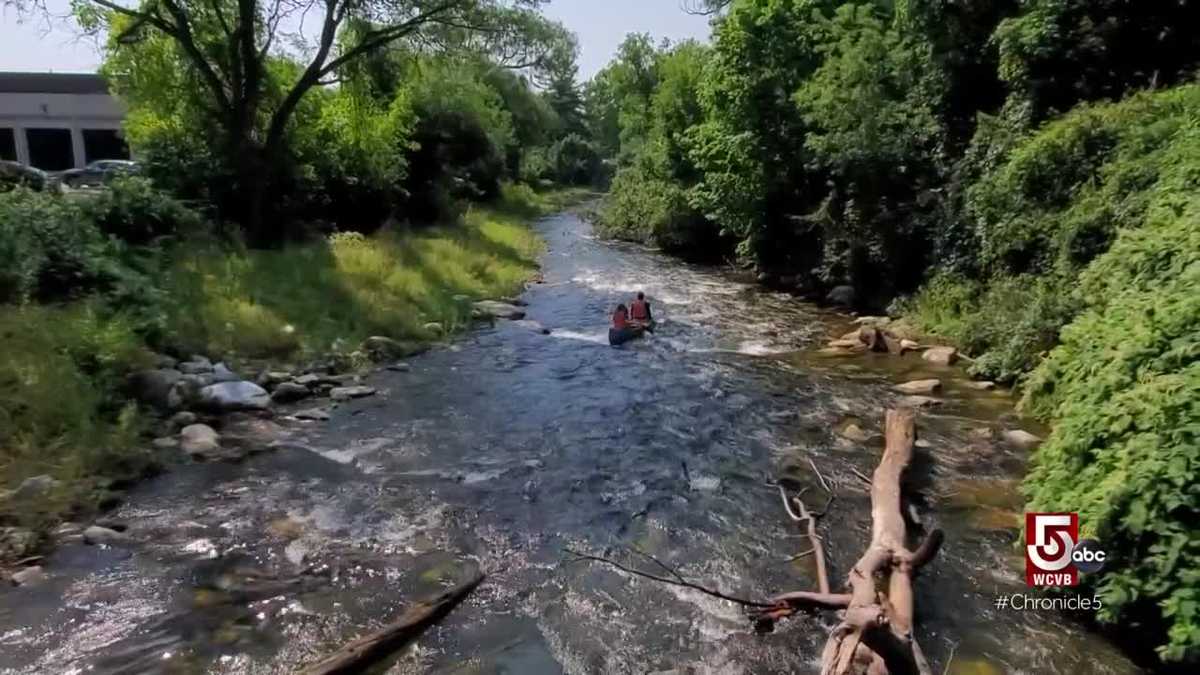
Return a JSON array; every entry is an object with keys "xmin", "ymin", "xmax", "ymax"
[
  {"xmin": 180, "ymin": 424, "xmax": 221, "ymax": 456},
  {"xmin": 922, "ymin": 346, "xmax": 958, "ymax": 365},
  {"xmin": 196, "ymin": 381, "xmax": 270, "ymax": 412},
  {"xmin": 130, "ymin": 369, "xmax": 183, "ymax": 409},
  {"xmin": 826, "ymin": 285, "xmax": 856, "ymax": 307},
  {"xmin": 361, "ymin": 336, "xmax": 411, "ymax": 362},
  {"xmin": 472, "ymin": 300, "xmax": 526, "ymax": 320}
]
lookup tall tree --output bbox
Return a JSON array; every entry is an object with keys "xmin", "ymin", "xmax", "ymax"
[{"xmin": 61, "ymin": 0, "xmax": 568, "ymax": 243}]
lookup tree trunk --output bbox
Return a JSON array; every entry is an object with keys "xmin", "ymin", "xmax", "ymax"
[{"xmin": 819, "ymin": 408, "xmax": 939, "ymax": 675}]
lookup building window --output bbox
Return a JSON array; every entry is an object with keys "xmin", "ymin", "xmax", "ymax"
[
  {"xmin": 82, "ymin": 128, "xmax": 130, "ymax": 164},
  {"xmin": 0, "ymin": 128, "xmax": 16, "ymax": 161},
  {"xmin": 25, "ymin": 128, "xmax": 74, "ymax": 171}
]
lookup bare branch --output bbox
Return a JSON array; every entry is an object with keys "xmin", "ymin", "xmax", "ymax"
[{"xmin": 563, "ymin": 547, "xmax": 776, "ymax": 609}]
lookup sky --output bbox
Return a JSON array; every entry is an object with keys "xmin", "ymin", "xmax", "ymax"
[{"xmin": 0, "ymin": 0, "xmax": 714, "ymax": 80}]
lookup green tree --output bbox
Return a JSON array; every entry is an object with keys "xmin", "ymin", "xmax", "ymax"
[{"xmin": 70, "ymin": 0, "xmax": 568, "ymax": 243}]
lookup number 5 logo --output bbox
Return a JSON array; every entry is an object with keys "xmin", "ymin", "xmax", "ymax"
[{"xmin": 1026, "ymin": 512, "xmax": 1079, "ymax": 586}]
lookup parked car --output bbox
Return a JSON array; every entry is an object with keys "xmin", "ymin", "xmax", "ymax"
[
  {"xmin": 59, "ymin": 159, "xmax": 140, "ymax": 188},
  {"xmin": 0, "ymin": 160, "xmax": 55, "ymax": 192}
]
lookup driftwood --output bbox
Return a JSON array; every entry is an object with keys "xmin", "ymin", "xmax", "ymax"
[
  {"xmin": 817, "ymin": 408, "xmax": 941, "ymax": 675},
  {"xmin": 564, "ymin": 408, "xmax": 943, "ymax": 673},
  {"xmin": 299, "ymin": 571, "xmax": 484, "ymax": 675}
]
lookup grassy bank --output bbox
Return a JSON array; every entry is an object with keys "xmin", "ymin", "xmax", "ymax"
[{"xmin": 0, "ymin": 182, "xmax": 581, "ymax": 553}]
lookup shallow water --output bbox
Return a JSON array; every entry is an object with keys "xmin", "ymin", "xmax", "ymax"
[{"xmin": 0, "ymin": 211, "xmax": 1139, "ymax": 674}]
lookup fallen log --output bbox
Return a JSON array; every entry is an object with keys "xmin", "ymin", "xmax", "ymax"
[
  {"xmin": 818, "ymin": 408, "xmax": 941, "ymax": 675},
  {"xmin": 299, "ymin": 571, "xmax": 484, "ymax": 675}
]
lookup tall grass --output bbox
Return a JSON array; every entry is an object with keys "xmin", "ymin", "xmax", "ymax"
[
  {"xmin": 1, "ymin": 184, "xmax": 578, "ymax": 541},
  {"xmin": 161, "ymin": 204, "xmax": 544, "ymax": 359}
]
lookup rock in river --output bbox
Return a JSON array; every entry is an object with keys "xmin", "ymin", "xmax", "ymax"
[
  {"xmin": 180, "ymin": 424, "xmax": 221, "ymax": 456},
  {"xmin": 83, "ymin": 525, "xmax": 128, "ymax": 545},
  {"xmin": 197, "ymin": 381, "xmax": 270, "ymax": 411},
  {"xmin": 472, "ymin": 300, "xmax": 526, "ymax": 320},
  {"xmin": 362, "ymin": 336, "xmax": 411, "ymax": 361},
  {"xmin": 922, "ymin": 346, "xmax": 958, "ymax": 365},
  {"xmin": 1002, "ymin": 429, "xmax": 1042, "ymax": 450},
  {"xmin": 331, "ymin": 385, "xmax": 376, "ymax": 401},
  {"xmin": 271, "ymin": 381, "xmax": 311, "ymax": 403},
  {"xmin": 840, "ymin": 423, "xmax": 873, "ymax": 443},
  {"xmin": 899, "ymin": 395, "xmax": 943, "ymax": 408},
  {"xmin": 826, "ymin": 285, "xmax": 856, "ymax": 307},
  {"xmin": 894, "ymin": 379, "xmax": 942, "ymax": 395},
  {"xmin": 11, "ymin": 566, "xmax": 47, "ymax": 587}
]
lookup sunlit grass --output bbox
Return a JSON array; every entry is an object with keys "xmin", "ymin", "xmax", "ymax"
[
  {"xmin": 0, "ymin": 184, "xmax": 583, "ymax": 540},
  {"xmin": 162, "ymin": 203, "xmax": 545, "ymax": 360}
]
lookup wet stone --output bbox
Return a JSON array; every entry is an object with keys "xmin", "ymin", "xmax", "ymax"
[
  {"xmin": 894, "ymin": 379, "xmax": 942, "ymax": 395},
  {"xmin": 10, "ymin": 565, "xmax": 47, "ymax": 587},
  {"xmin": 83, "ymin": 525, "xmax": 128, "ymax": 545},
  {"xmin": 331, "ymin": 385, "xmax": 376, "ymax": 401}
]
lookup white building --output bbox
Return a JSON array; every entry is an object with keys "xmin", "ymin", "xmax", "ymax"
[{"xmin": 0, "ymin": 72, "xmax": 128, "ymax": 171}]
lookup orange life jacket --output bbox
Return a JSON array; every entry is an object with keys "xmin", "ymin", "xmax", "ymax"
[
  {"xmin": 630, "ymin": 300, "xmax": 649, "ymax": 321},
  {"xmin": 613, "ymin": 308, "xmax": 629, "ymax": 329}
]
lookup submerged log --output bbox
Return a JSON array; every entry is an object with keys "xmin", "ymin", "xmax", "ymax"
[{"xmin": 300, "ymin": 571, "xmax": 484, "ymax": 675}]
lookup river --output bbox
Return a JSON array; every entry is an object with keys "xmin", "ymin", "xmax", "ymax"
[{"xmin": 0, "ymin": 209, "xmax": 1139, "ymax": 674}]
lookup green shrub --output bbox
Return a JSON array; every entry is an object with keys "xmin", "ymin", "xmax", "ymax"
[
  {"xmin": 968, "ymin": 86, "xmax": 1200, "ymax": 275},
  {"xmin": 597, "ymin": 166, "xmax": 718, "ymax": 253},
  {"xmin": 0, "ymin": 188, "xmax": 112, "ymax": 303},
  {"xmin": 83, "ymin": 176, "xmax": 209, "ymax": 245},
  {"xmin": 1020, "ymin": 201, "xmax": 1200, "ymax": 662},
  {"xmin": 899, "ymin": 272, "xmax": 1078, "ymax": 383}
]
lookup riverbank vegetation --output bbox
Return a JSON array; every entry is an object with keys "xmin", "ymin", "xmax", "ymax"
[
  {"xmin": 585, "ymin": 0, "xmax": 1199, "ymax": 664},
  {"xmin": 3, "ymin": 0, "xmax": 597, "ymax": 552}
]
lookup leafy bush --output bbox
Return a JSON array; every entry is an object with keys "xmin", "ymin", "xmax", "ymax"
[
  {"xmin": 83, "ymin": 176, "xmax": 209, "ymax": 244},
  {"xmin": 968, "ymin": 86, "xmax": 1200, "ymax": 275},
  {"xmin": 0, "ymin": 189, "xmax": 112, "ymax": 303},
  {"xmin": 898, "ymin": 272, "xmax": 1078, "ymax": 383},
  {"xmin": 597, "ymin": 167, "xmax": 719, "ymax": 253},
  {"xmin": 1021, "ymin": 195, "xmax": 1200, "ymax": 662}
]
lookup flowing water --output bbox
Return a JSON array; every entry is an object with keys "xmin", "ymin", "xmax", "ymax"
[{"xmin": 0, "ymin": 210, "xmax": 1139, "ymax": 674}]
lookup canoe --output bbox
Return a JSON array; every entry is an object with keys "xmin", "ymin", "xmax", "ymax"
[{"xmin": 608, "ymin": 325, "xmax": 646, "ymax": 346}]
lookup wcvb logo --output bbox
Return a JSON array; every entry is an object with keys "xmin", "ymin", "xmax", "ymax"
[{"xmin": 1025, "ymin": 512, "xmax": 1107, "ymax": 587}]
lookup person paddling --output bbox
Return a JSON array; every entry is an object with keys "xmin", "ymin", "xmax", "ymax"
[
  {"xmin": 609, "ymin": 303, "xmax": 634, "ymax": 345},
  {"xmin": 629, "ymin": 291, "xmax": 653, "ymax": 332}
]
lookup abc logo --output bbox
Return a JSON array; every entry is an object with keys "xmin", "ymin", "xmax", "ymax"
[{"xmin": 1071, "ymin": 539, "xmax": 1107, "ymax": 574}]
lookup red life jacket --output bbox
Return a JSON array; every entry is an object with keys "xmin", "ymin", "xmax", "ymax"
[
  {"xmin": 630, "ymin": 300, "xmax": 649, "ymax": 321},
  {"xmin": 612, "ymin": 309, "xmax": 629, "ymax": 329}
]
